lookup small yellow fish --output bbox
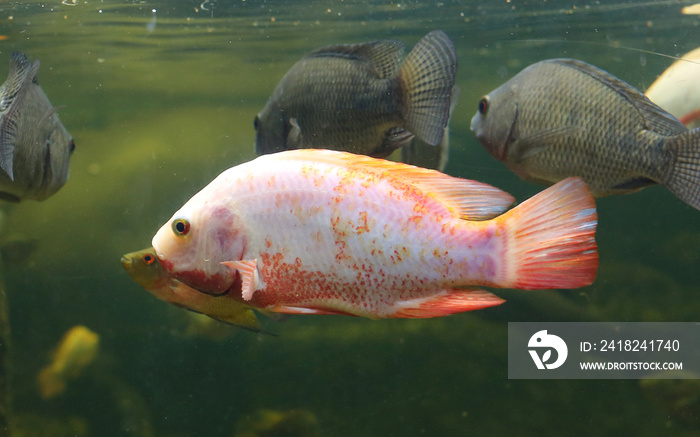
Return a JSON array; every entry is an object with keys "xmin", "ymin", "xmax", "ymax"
[
  {"xmin": 152, "ymin": 150, "xmax": 598, "ymax": 320},
  {"xmin": 37, "ymin": 325, "xmax": 99, "ymax": 399},
  {"xmin": 121, "ymin": 247, "xmax": 266, "ymax": 333}
]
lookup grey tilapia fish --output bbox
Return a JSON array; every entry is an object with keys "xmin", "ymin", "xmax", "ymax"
[
  {"xmin": 471, "ymin": 58, "xmax": 700, "ymax": 211},
  {"xmin": 0, "ymin": 52, "xmax": 74, "ymax": 202},
  {"xmin": 254, "ymin": 30, "xmax": 457, "ymax": 163}
]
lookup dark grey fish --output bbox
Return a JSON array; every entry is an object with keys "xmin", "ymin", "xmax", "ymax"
[
  {"xmin": 470, "ymin": 58, "xmax": 700, "ymax": 210},
  {"xmin": 0, "ymin": 52, "xmax": 74, "ymax": 202},
  {"xmin": 255, "ymin": 30, "xmax": 457, "ymax": 161}
]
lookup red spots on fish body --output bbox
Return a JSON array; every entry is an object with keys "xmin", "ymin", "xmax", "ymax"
[{"xmin": 355, "ymin": 211, "xmax": 370, "ymax": 234}]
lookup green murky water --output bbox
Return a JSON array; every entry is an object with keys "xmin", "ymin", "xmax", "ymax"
[{"xmin": 1, "ymin": 1, "xmax": 700, "ymax": 435}]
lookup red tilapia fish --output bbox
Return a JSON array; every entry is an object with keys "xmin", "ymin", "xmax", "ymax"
[{"xmin": 152, "ymin": 150, "xmax": 598, "ymax": 319}]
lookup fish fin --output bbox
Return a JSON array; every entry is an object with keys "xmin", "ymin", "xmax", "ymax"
[
  {"xmin": 375, "ymin": 127, "xmax": 414, "ymax": 157},
  {"xmin": 401, "ymin": 85, "xmax": 459, "ymax": 171},
  {"xmin": 551, "ymin": 59, "xmax": 687, "ymax": 136},
  {"xmin": 221, "ymin": 259, "xmax": 263, "ymax": 301},
  {"xmin": 662, "ymin": 131, "xmax": 700, "ymax": 210},
  {"xmin": 499, "ymin": 177, "xmax": 598, "ymax": 289},
  {"xmin": 609, "ymin": 177, "xmax": 657, "ymax": 193},
  {"xmin": 277, "ymin": 149, "xmax": 514, "ymax": 220},
  {"xmin": 388, "ymin": 288, "xmax": 504, "ymax": 318},
  {"xmin": 287, "ymin": 117, "xmax": 303, "ymax": 148},
  {"xmin": 399, "ymin": 30, "xmax": 457, "ymax": 146},
  {"xmin": 208, "ymin": 308, "xmax": 272, "ymax": 334},
  {"xmin": 306, "ymin": 40, "xmax": 404, "ymax": 79},
  {"xmin": 0, "ymin": 53, "xmax": 40, "ymax": 180},
  {"xmin": 267, "ymin": 306, "xmax": 355, "ymax": 316}
]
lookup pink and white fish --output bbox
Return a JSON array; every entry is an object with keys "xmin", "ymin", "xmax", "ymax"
[{"xmin": 152, "ymin": 150, "xmax": 598, "ymax": 319}]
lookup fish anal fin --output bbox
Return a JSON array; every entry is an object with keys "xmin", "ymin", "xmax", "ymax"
[
  {"xmin": 306, "ymin": 40, "xmax": 404, "ymax": 79},
  {"xmin": 277, "ymin": 149, "xmax": 515, "ymax": 220},
  {"xmin": 221, "ymin": 259, "xmax": 262, "ymax": 301},
  {"xmin": 268, "ymin": 306, "xmax": 356, "ymax": 316},
  {"xmin": 389, "ymin": 288, "xmax": 505, "ymax": 318}
]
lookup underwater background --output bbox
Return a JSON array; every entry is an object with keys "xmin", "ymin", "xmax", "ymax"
[{"xmin": 1, "ymin": 0, "xmax": 700, "ymax": 435}]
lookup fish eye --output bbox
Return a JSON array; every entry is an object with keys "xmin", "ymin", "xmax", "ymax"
[
  {"xmin": 69, "ymin": 139, "xmax": 76, "ymax": 154},
  {"xmin": 478, "ymin": 97, "xmax": 489, "ymax": 115},
  {"xmin": 142, "ymin": 253, "xmax": 156, "ymax": 265},
  {"xmin": 253, "ymin": 115, "xmax": 260, "ymax": 131},
  {"xmin": 172, "ymin": 218, "xmax": 191, "ymax": 237}
]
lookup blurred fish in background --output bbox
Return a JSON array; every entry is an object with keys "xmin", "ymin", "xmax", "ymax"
[
  {"xmin": 36, "ymin": 325, "xmax": 99, "ymax": 400},
  {"xmin": 471, "ymin": 58, "xmax": 700, "ymax": 211},
  {"xmin": 645, "ymin": 47, "xmax": 700, "ymax": 129},
  {"xmin": 0, "ymin": 52, "xmax": 75, "ymax": 202},
  {"xmin": 254, "ymin": 30, "xmax": 457, "ymax": 169}
]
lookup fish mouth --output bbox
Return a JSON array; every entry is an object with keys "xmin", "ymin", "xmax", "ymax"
[{"xmin": 120, "ymin": 256, "xmax": 132, "ymax": 269}]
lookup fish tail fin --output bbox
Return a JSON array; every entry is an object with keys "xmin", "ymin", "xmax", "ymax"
[
  {"xmin": 37, "ymin": 366, "xmax": 66, "ymax": 399},
  {"xmin": 499, "ymin": 177, "xmax": 598, "ymax": 289},
  {"xmin": 398, "ymin": 30, "xmax": 457, "ymax": 146},
  {"xmin": 663, "ymin": 130, "xmax": 700, "ymax": 210}
]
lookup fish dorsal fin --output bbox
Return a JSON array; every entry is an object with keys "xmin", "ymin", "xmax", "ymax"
[
  {"xmin": 0, "ymin": 53, "xmax": 33, "ymax": 111},
  {"xmin": 274, "ymin": 150, "xmax": 515, "ymax": 220},
  {"xmin": 306, "ymin": 40, "xmax": 404, "ymax": 79},
  {"xmin": 550, "ymin": 58, "xmax": 687, "ymax": 136},
  {"xmin": 0, "ymin": 53, "xmax": 40, "ymax": 180}
]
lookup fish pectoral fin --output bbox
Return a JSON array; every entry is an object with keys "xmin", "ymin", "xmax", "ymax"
[
  {"xmin": 375, "ymin": 127, "xmax": 414, "ymax": 157},
  {"xmin": 514, "ymin": 126, "xmax": 584, "ymax": 162},
  {"xmin": 287, "ymin": 118, "xmax": 303, "ymax": 148},
  {"xmin": 388, "ymin": 288, "xmax": 505, "ymax": 318},
  {"xmin": 221, "ymin": 259, "xmax": 263, "ymax": 301}
]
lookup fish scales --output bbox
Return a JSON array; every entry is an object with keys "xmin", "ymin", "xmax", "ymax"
[
  {"xmin": 152, "ymin": 150, "xmax": 598, "ymax": 319},
  {"xmin": 471, "ymin": 58, "xmax": 700, "ymax": 210},
  {"xmin": 277, "ymin": 57, "xmax": 399, "ymax": 147},
  {"xmin": 225, "ymin": 157, "xmax": 497, "ymax": 315},
  {"xmin": 255, "ymin": 30, "xmax": 457, "ymax": 162}
]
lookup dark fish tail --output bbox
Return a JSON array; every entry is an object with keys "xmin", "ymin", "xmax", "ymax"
[
  {"xmin": 398, "ymin": 30, "xmax": 457, "ymax": 146},
  {"xmin": 663, "ymin": 130, "xmax": 700, "ymax": 210}
]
